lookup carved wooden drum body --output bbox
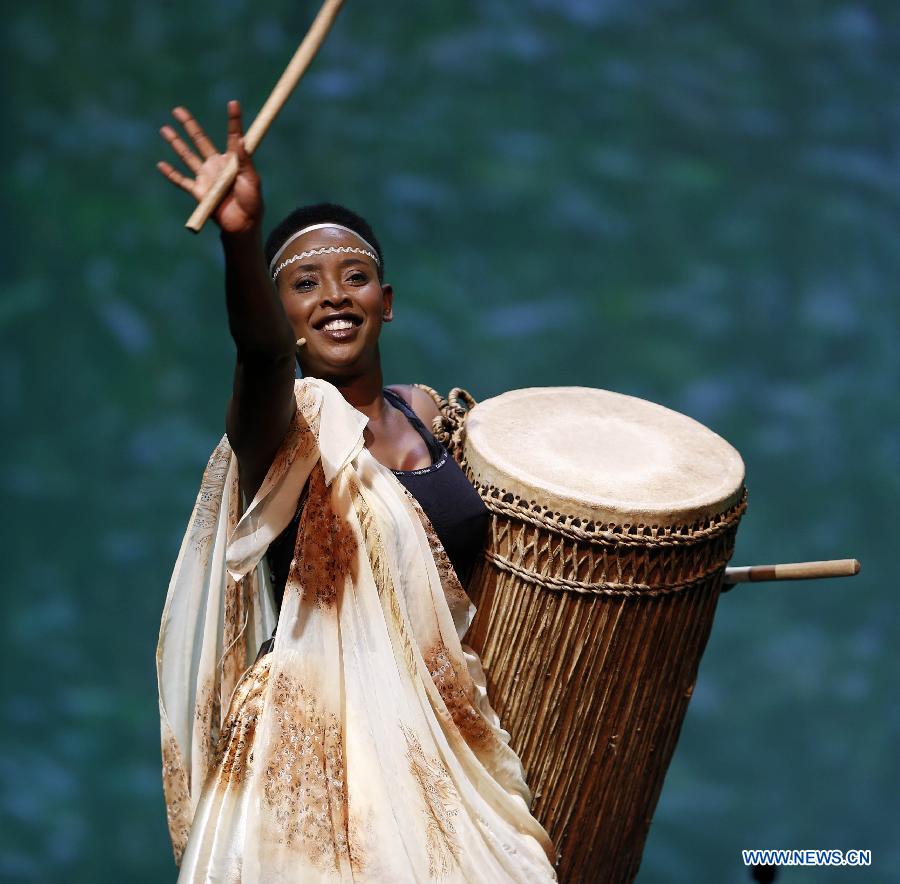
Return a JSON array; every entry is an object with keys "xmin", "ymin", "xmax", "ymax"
[{"xmin": 461, "ymin": 387, "xmax": 746, "ymax": 883}]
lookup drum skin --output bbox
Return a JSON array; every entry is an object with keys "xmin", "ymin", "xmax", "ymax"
[{"xmin": 460, "ymin": 387, "xmax": 746, "ymax": 883}]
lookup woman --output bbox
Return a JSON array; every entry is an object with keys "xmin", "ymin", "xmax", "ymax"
[{"xmin": 156, "ymin": 101, "xmax": 557, "ymax": 882}]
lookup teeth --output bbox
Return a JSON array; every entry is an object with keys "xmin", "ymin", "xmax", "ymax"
[{"xmin": 323, "ymin": 319, "xmax": 354, "ymax": 331}]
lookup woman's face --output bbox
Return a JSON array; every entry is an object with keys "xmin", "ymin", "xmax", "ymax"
[{"xmin": 273, "ymin": 226, "xmax": 392, "ymax": 378}]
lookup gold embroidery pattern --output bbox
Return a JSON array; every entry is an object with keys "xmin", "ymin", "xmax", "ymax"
[
  {"xmin": 425, "ymin": 645, "xmax": 494, "ymax": 750},
  {"xmin": 161, "ymin": 733, "xmax": 192, "ymax": 865},
  {"xmin": 403, "ymin": 489, "xmax": 472, "ymax": 615},
  {"xmin": 292, "ymin": 465, "xmax": 358, "ymax": 610},
  {"xmin": 476, "ymin": 815, "xmax": 523, "ymax": 866},
  {"xmin": 263, "ymin": 669, "xmax": 347, "ymax": 870},
  {"xmin": 212, "ymin": 656, "xmax": 269, "ymax": 786},
  {"xmin": 353, "ymin": 491, "xmax": 423, "ymax": 682},
  {"xmin": 257, "ymin": 382, "xmax": 320, "ymax": 502},
  {"xmin": 347, "ymin": 807, "xmax": 385, "ymax": 879},
  {"xmin": 402, "ymin": 726, "xmax": 462, "ymax": 877},
  {"xmin": 221, "ymin": 463, "xmax": 250, "ymax": 708},
  {"xmin": 264, "ymin": 402, "xmax": 318, "ymax": 492},
  {"xmin": 193, "ymin": 677, "xmax": 219, "ymax": 778},
  {"xmin": 190, "ymin": 439, "xmax": 231, "ymax": 551},
  {"xmin": 387, "ymin": 582, "xmax": 421, "ymax": 680},
  {"xmin": 220, "ymin": 574, "xmax": 248, "ymax": 709},
  {"xmin": 354, "ymin": 489, "xmax": 389, "ymax": 599}
]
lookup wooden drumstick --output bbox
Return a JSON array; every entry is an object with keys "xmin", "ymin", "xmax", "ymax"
[
  {"xmin": 186, "ymin": 0, "xmax": 347, "ymax": 233},
  {"xmin": 723, "ymin": 558, "xmax": 861, "ymax": 587}
]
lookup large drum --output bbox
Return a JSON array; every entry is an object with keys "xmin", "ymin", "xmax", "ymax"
[{"xmin": 457, "ymin": 387, "xmax": 746, "ymax": 883}]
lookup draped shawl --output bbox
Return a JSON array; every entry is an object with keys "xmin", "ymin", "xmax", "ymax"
[{"xmin": 157, "ymin": 378, "xmax": 557, "ymax": 882}]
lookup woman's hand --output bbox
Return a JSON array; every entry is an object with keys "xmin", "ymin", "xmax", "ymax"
[{"xmin": 157, "ymin": 100, "xmax": 263, "ymax": 236}]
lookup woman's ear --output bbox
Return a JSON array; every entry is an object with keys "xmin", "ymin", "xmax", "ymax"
[{"xmin": 381, "ymin": 284, "xmax": 394, "ymax": 322}]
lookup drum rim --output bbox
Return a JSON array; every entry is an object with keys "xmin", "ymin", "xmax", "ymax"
[{"xmin": 463, "ymin": 386, "xmax": 745, "ymax": 527}]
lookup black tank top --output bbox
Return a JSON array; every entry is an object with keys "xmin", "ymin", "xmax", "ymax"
[{"xmin": 265, "ymin": 388, "xmax": 488, "ymax": 610}]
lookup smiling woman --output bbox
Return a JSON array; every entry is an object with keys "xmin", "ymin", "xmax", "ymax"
[
  {"xmin": 154, "ymin": 100, "xmax": 558, "ymax": 882},
  {"xmin": 267, "ymin": 206, "xmax": 390, "ymax": 382}
]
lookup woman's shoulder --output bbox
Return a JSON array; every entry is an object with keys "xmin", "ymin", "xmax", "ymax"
[{"xmin": 385, "ymin": 383, "xmax": 442, "ymax": 429}]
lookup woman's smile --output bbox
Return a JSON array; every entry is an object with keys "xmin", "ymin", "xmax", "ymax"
[{"xmin": 312, "ymin": 310, "xmax": 364, "ymax": 342}]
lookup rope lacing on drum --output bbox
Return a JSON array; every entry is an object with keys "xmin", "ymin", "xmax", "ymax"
[
  {"xmin": 413, "ymin": 383, "xmax": 473, "ymax": 467},
  {"xmin": 481, "ymin": 548, "xmax": 726, "ymax": 597},
  {"xmin": 472, "ymin": 483, "xmax": 748, "ymax": 549},
  {"xmin": 414, "ymin": 383, "xmax": 746, "ymax": 597}
]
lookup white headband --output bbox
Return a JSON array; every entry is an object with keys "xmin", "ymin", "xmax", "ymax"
[{"xmin": 268, "ymin": 223, "xmax": 381, "ymax": 279}]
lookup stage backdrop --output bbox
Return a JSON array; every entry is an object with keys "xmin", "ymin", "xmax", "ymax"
[{"xmin": 4, "ymin": 1, "xmax": 898, "ymax": 881}]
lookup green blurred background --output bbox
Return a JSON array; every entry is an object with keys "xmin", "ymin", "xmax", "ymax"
[{"xmin": 3, "ymin": 1, "xmax": 897, "ymax": 881}]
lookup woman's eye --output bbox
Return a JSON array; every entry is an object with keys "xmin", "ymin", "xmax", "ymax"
[
  {"xmin": 348, "ymin": 272, "xmax": 367, "ymax": 284},
  {"xmin": 293, "ymin": 278, "xmax": 317, "ymax": 291}
]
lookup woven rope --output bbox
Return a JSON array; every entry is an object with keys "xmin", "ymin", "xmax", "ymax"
[
  {"xmin": 474, "ymin": 482, "xmax": 748, "ymax": 549},
  {"xmin": 413, "ymin": 383, "xmax": 473, "ymax": 466},
  {"xmin": 483, "ymin": 549, "xmax": 725, "ymax": 597}
]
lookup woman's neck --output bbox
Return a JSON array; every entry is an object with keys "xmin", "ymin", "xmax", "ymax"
[{"xmin": 322, "ymin": 368, "xmax": 388, "ymax": 422}]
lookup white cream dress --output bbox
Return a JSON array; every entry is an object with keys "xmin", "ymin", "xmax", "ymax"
[{"xmin": 157, "ymin": 377, "xmax": 557, "ymax": 882}]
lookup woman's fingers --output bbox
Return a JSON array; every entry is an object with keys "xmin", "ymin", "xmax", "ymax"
[
  {"xmin": 226, "ymin": 100, "xmax": 253, "ymax": 167},
  {"xmin": 159, "ymin": 124, "xmax": 202, "ymax": 173},
  {"xmin": 172, "ymin": 106, "xmax": 219, "ymax": 159},
  {"xmin": 157, "ymin": 102, "xmax": 258, "ymax": 225},
  {"xmin": 156, "ymin": 160, "xmax": 195, "ymax": 195},
  {"xmin": 226, "ymin": 100, "xmax": 244, "ymax": 147}
]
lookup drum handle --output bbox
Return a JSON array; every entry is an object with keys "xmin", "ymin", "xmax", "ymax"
[{"xmin": 723, "ymin": 558, "xmax": 860, "ymax": 589}]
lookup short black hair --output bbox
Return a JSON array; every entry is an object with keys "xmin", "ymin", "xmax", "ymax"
[{"xmin": 265, "ymin": 202, "xmax": 384, "ymax": 281}]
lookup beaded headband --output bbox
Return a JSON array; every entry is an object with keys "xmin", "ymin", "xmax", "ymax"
[{"xmin": 269, "ymin": 223, "xmax": 381, "ymax": 280}]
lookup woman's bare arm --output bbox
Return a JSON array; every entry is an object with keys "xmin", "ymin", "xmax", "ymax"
[
  {"xmin": 158, "ymin": 101, "xmax": 295, "ymax": 500},
  {"xmin": 222, "ymin": 225, "xmax": 297, "ymax": 501}
]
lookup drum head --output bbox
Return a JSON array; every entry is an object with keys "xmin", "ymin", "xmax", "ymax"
[{"xmin": 464, "ymin": 387, "xmax": 745, "ymax": 526}]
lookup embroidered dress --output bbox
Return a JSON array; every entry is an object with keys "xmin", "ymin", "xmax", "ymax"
[{"xmin": 157, "ymin": 377, "xmax": 557, "ymax": 882}]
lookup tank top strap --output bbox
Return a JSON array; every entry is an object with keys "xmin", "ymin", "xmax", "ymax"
[{"xmin": 383, "ymin": 387, "xmax": 445, "ymax": 463}]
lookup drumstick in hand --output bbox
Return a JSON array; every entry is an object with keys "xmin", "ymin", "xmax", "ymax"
[
  {"xmin": 723, "ymin": 558, "xmax": 861, "ymax": 587},
  {"xmin": 186, "ymin": 0, "xmax": 347, "ymax": 232}
]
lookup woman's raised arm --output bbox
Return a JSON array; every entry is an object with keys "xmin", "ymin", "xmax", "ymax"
[{"xmin": 158, "ymin": 101, "xmax": 296, "ymax": 500}]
